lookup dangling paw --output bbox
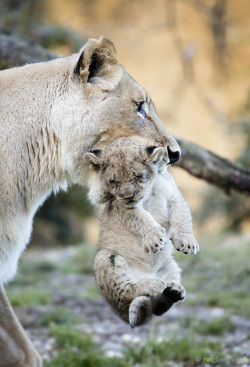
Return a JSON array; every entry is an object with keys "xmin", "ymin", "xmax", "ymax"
[
  {"xmin": 163, "ymin": 282, "xmax": 186, "ymax": 302},
  {"xmin": 142, "ymin": 226, "xmax": 167, "ymax": 253},
  {"xmin": 170, "ymin": 233, "xmax": 199, "ymax": 255}
]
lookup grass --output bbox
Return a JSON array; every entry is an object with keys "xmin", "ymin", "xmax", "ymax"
[
  {"xmin": 125, "ymin": 335, "xmax": 225, "ymax": 367},
  {"xmin": 45, "ymin": 325, "xmax": 226, "ymax": 367},
  {"xmin": 5, "ymin": 231, "xmax": 248, "ymax": 366},
  {"xmin": 181, "ymin": 316, "xmax": 236, "ymax": 336},
  {"xmin": 7, "ymin": 289, "xmax": 52, "ymax": 307},
  {"xmin": 45, "ymin": 325, "xmax": 128, "ymax": 367},
  {"xmin": 175, "ymin": 232, "xmax": 250, "ymax": 317},
  {"xmin": 37, "ymin": 308, "xmax": 79, "ymax": 327}
]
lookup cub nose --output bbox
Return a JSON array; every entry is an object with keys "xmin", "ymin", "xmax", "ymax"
[
  {"xmin": 120, "ymin": 192, "xmax": 135, "ymax": 200},
  {"xmin": 167, "ymin": 147, "xmax": 181, "ymax": 165}
]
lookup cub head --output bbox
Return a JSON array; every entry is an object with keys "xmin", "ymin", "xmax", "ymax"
[
  {"xmin": 84, "ymin": 137, "xmax": 166, "ymax": 207},
  {"xmin": 65, "ymin": 36, "xmax": 180, "ymax": 184}
]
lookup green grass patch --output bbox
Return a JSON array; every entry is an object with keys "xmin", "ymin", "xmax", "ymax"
[
  {"xmin": 45, "ymin": 325, "xmax": 128, "ymax": 367},
  {"xmin": 46, "ymin": 325, "xmax": 226, "ymax": 367},
  {"xmin": 125, "ymin": 334, "xmax": 225, "ymax": 367},
  {"xmin": 37, "ymin": 309, "xmax": 79, "ymax": 327},
  {"xmin": 182, "ymin": 316, "xmax": 236, "ymax": 336},
  {"xmin": 176, "ymin": 234, "xmax": 250, "ymax": 317},
  {"xmin": 9, "ymin": 259, "xmax": 57, "ymax": 287},
  {"xmin": 7, "ymin": 289, "xmax": 52, "ymax": 307}
]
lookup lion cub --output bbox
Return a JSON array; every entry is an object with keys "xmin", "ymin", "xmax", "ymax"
[{"xmin": 84, "ymin": 137, "xmax": 199, "ymax": 327}]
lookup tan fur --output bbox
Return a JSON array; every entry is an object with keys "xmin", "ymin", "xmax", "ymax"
[
  {"xmin": 84, "ymin": 137, "xmax": 199, "ymax": 327},
  {"xmin": 0, "ymin": 36, "xmax": 181, "ymax": 366}
]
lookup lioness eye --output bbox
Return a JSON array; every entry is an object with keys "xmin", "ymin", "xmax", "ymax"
[
  {"xmin": 109, "ymin": 179, "xmax": 116, "ymax": 185},
  {"xmin": 136, "ymin": 101, "xmax": 146, "ymax": 117}
]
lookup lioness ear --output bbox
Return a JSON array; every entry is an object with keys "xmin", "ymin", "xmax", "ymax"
[
  {"xmin": 84, "ymin": 149, "xmax": 102, "ymax": 170},
  {"xmin": 74, "ymin": 36, "xmax": 120, "ymax": 87},
  {"xmin": 146, "ymin": 146, "xmax": 165, "ymax": 166}
]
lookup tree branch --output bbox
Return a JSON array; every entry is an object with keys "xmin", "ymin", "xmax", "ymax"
[
  {"xmin": 0, "ymin": 33, "xmax": 249, "ymax": 195},
  {"xmin": 176, "ymin": 137, "xmax": 250, "ymax": 195}
]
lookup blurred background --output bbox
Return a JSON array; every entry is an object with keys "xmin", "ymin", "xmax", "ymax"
[{"xmin": 1, "ymin": 1, "xmax": 250, "ymax": 366}]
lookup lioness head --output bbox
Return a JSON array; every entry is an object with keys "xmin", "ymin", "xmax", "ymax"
[
  {"xmin": 84, "ymin": 137, "xmax": 166, "ymax": 207},
  {"xmin": 65, "ymin": 36, "xmax": 180, "ymax": 183}
]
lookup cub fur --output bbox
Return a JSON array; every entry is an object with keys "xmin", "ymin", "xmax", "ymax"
[{"xmin": 84, "ymin": 137, "xmax": 199, "ymax": 327}]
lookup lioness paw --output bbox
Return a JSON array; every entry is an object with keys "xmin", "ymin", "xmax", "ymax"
[
  {"xmin": 164, "ymin": 282, "xmax": 186, "ymax": 302},
  {"xmin": 170, "ymin": 234, "xmax": 199, "ymax": 255},
  {"xmin": 143, "ymin": 226, "xmax": 167, "ymax": 253}
]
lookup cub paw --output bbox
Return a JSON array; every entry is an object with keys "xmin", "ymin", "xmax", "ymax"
[
  {"xmin": 143, "ymin": 226, "xmax": 167, "ymax": 253},
  {"xmin": 136, "ymin": 278, "xmax": 166, "ymax": 297},
  {"xmin": 170, "ymin": 234, "xmax": 199, "ymax": 255},
  {"xmin": 163, "ymin": 282, "xmax": 186, "ymax": 302}
]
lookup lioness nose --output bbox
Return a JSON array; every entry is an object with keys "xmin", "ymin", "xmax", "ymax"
[{"xmin": 167, "ymin": 147, "xmax": 180, "ymax": 164}]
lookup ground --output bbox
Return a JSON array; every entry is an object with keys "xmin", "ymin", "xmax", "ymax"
[{"xmin": 6, "ymin": 232, "xmax": 250, "ymax": 367}]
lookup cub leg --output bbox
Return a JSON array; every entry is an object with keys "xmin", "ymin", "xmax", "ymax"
[
  {"xmin": 94, "ymin": 249, "xmax": 138, "ymax": 324},
  {"xmin": 152, "ymin": 258, "xmax": 186, "ymax": 316},
  {"xmin": 113, "ymin": 201, "xmax": 167, "ymax": 253},
  {"xmin": 168, "ymin": 181, "xmax": 199, "ymax": 255},
  {"xmin": 128, "ymin": 277, "xmax": 166, "ymax": 328},
  {"xmin": 94, "ymin": 250, "xmax": 165, "ymax": 327},
  {"xmin": 0, "ymin": 285, "xmax": 42, "ymax": 367}
]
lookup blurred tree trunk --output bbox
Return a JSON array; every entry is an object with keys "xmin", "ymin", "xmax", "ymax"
[{"xmin": 0, "ymin": 33, "xmax": 249, "ymax": 195}]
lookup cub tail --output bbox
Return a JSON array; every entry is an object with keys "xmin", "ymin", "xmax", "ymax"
[{"xmin": 129, "ymin": 296, "xmax": 152, "ymax": 328}]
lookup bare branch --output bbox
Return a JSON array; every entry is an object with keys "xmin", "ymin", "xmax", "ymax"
[{"xmin": 176, "ymin": 137, "xmax": 250, "ymax": 195}]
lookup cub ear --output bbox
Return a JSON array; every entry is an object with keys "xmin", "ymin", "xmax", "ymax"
[
  {"xmin": 84, "ymin": 149, "xmax": 102, "ymax": 170},
  {"xmin": 145, "ymin": 146, "xmax": 165, "ymax": 166},
  {"xmin": 74, "ymin": 36, "xmax": 121, "ymax": 87}
]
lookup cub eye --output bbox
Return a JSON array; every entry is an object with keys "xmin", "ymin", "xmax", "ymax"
[
  {"xmin": 109, "ymin": 179, "xmax": 117, "ymax": 185},
  {"xmin": 136, "ymin": 101, "xmax": 146, "ymax": 117},
  {"xmin": 136, "ymin": 174, "xmax": 145, "ymax": 182}
]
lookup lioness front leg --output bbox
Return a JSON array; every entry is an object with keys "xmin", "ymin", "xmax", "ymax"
[
  {"xmin": 0, "ymin": 285, "xmax": 42, "ymax": 367},
  {"xmin": 114, "ymin": 201, "xmax": 167, "ymax": 253}
]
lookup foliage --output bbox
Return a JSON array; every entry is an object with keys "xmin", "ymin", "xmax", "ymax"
[
  {"xmin": 45, "ymin": 326, "xmax": 127, "ymax": 367},
  {"xmin": 7, "ymin": 289, "xmax": 52, "ymax": 307},
  {"xmin": 181, "ymin": 316, "xmax": 235, "ymax": 336},
  {"xmin": 46, "ymin": 325, "xmax": 225, "ymax": 367},
  {"xmin": 37, "ymin": 308, "xmax": 79, "ymax": 327},
  {"xmin": 125, "ymin": 335, "xmax": 224, "ymax": 367}
]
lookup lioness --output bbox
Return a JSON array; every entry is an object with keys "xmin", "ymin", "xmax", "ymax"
[
  {"xmin": 84, "ymin": 137, "xmax": 199, "ymax": 328},
  {"xmin": 0, "ymin": 36, "xmax": 180, "ymax": 366}
]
